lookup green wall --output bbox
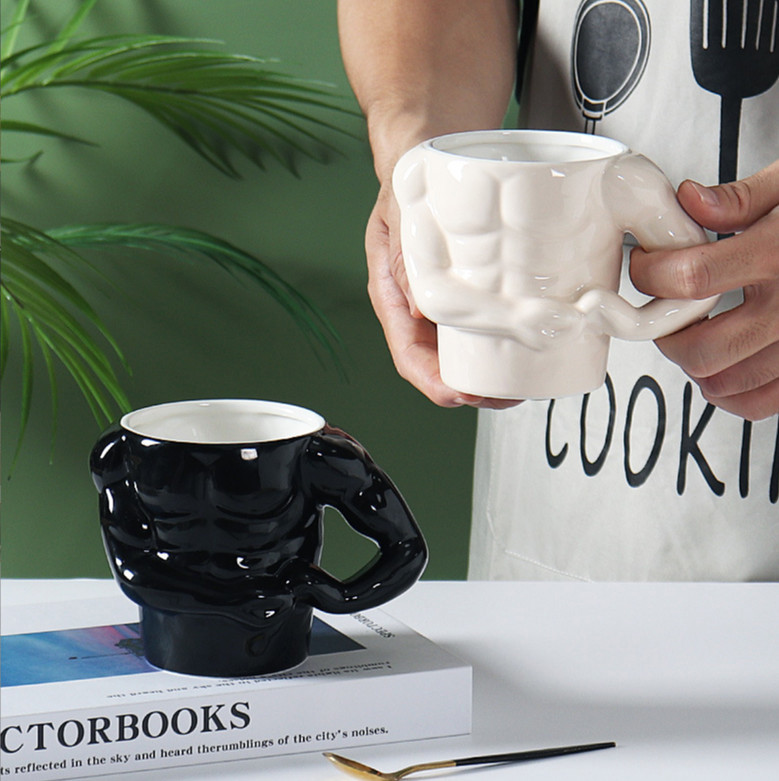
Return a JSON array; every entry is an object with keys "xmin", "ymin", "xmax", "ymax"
[{"xmin": 1, "ymin": 0, "xmax": 478, "ymax": 580}]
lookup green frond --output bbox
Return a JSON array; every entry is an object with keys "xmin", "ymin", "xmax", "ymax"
[
  {"xmin": 1, "ymin": 119, "xmax": 97, "ymax": 146},
  {"xmin": 1, "ymin": 32, "xmax": 360, "ymax": 177},
  {"xmin": 1, "ymin": 284, "xmax": 10, "ymax": 375},
  {"xmin": 1, "ymin": 221, "xmax": 132, "ymax": 443},
  {"xmin": 0, "ymin": 0, "xmax": 29, "ymax": 61},
  {"xmin": 1, "ymin": 150, "xmax": 44, "ymax": 165},
  {"xmin": 1, "ymin": 2, "xmax": 352, "ymax": 463},
  {"xmin": 47, "ymin": 0, "xmax": 99, "ymax": 54},
  {"xmin": 12, "ymin": 301, "xmax": 35, "ymax": 467},
  {"xmin": 48, "ymin": 223, "xmax": 344, "ymax": 372}
]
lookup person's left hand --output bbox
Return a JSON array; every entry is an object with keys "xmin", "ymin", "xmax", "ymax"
[{"xmin": 629, "ymin": 159, "xmax": 779, "ymax": 421}]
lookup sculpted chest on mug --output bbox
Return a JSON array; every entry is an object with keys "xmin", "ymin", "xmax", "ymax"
[
  {"xmin": 416, "ymin": 151, "xmax": 620, "ymax": 299},
  {"xmin": 122, "ymin": 435, "xmax": 317, "ymax": 566}
]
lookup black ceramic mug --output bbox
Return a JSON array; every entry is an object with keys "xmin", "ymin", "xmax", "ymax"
[{"xmin": 90, "ymin": 399, "xmax": 427, "ymax": 677}]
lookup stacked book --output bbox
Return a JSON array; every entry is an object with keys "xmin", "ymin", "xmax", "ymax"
[{"xmin": 1, "ymin": 593, "xmax": 472, "ymax": 780}]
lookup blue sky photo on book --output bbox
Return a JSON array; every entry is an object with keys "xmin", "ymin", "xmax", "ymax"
[{"xmin": 1, "ymin": 619, "xmax": 364, "ymax": 687}]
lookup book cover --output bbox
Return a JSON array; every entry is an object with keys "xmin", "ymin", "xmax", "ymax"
[{"xmin": 1, "ymin": 594, "xmax": 471, "ymax": 780}]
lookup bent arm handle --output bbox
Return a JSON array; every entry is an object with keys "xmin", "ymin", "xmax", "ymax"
[
  {"xmin": 600, "ymin": 152, "xmax": 720, "ymax": 338},
  {"xmin": 576, "ymin": 287, "xmax": 721, "ymax": 340},
  {"xmin": 393, "ymin": 143, "xmax": 518, "ymax": 332},
  {"xmin": 281, "ymin": 427, "xmax": 427, "ymax": 614}
]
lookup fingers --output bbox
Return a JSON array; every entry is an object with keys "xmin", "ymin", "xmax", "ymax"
[
  {"xmin": 365, "ymin": 190, "xmax": 520, "ymax": 409},
  {"xmin": 630, "ymin": 161, "xmax": 779, "ymax": 300},
  {"xmin": 678, "ymin": 159, "xmax": 779, "ymax": 234},
  {"xmin": 655, "ymin": 284, "xmax": 779, "ymax": 420},
  {"xmin": 655, "ymin": 283, "xmax": 779, "ymax": 377},
  {"xmin": 699, "ymin": 383, "xmax": 779, "ymax": 422},
  {"xmin": 696, "ymin": 342, "xmax": 779, "ymax": 421},
  {"xmin": 629, "ymin": 208, "xmax": 779, "ymax": 300},
  {"xmin": 377, "ymin": 294, "xmax": 518, "ymax": 409},
  {"xmin": 631, "ymin": 161, "xmax": 779, "ymax": 420},
  {"xmin": 370, "ymin": 262, "xmax": 463, "ymax": 407},
  {"xmin": 364, "ymin": 194, "xmax": 459, "ymax": 406}
]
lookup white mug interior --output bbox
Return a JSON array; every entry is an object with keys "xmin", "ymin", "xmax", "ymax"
[
  {"xmin": 429, "ymin": 129, "xmax": 628, "ymax": 164},
  {"xmin": 120, "ymin": 399, "xmax": 325, "ymax": 444}
]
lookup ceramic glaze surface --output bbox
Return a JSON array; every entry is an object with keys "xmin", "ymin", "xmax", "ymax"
[
  {"xmin": 393, "ymin": 129, "xmax": 719, "ymax": 399},
  {"xmin": 91, "ymin": 400, "xmax": 427, "ymax": 677}
]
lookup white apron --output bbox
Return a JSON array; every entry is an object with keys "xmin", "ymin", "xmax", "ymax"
[{"xmin": 469, "ymin": 0, "xmax": 779, "ymax": 581}]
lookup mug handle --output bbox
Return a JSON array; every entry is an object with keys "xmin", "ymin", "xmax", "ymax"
[
  {"xmin": 591, "ymin": 152, "xmax": 720, "ymax": 340},
  {"xmin": 280, "ymin": 426, "xmax": 428, "ymax": 614}
]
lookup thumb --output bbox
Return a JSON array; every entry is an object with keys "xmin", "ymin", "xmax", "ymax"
[{"xmin": 678, "ymin": 160, "xmax": 779, "ymax": 234}]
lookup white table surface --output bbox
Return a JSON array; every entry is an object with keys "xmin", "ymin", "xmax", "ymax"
[{"xmin": 3, "ymin": 579, "xmax": 778, "ymax": 780}]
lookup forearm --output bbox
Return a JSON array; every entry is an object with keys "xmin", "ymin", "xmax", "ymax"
[{"xmin": 337, "ymin": 0, "xmax": 518, "ymax": 184}]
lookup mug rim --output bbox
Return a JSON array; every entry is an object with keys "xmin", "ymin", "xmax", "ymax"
[
  {"xmin": 427, "ymin": 129, "xmax": 628, "ymax": 164},
  {"xmin": 120, "ymin": 399, "xmax": 326, "ymax": 445}
]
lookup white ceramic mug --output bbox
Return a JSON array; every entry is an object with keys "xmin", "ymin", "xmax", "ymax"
[{"xmin": 392, "ymin": 130, "xmax": 720, "ymax": 399}]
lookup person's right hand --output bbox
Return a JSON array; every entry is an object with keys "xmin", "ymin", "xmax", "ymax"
[{"xmin": 365, "ymin": 181, "xmax": 520, "ymax": 409}]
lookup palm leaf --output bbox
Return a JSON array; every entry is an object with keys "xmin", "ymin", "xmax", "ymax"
[
  {"xmin": 13, "ymin": 302, "xmax": 35, "ymax": 464},
  {"xmin": 1, "ymin": 119, "xmax": 96, "ymax": 164},
  {"xmin": 0, "ymin": 277, "xmax": 10, "ymax": 375},
  {"xmin": 1, "ymin": 1, "xmax": 353, "ymax": 462},
  {"xmin": 1, "ymin": 218, "xmax": 345, "ymax": 422},
  {"xmin": 0, "ymin": 0, "xmax": 29, "ymax": 61},
  {"xmin": 1, "ymin": 220, "xmax": 132, "ymax": 465},
  {"xmin": 1, "ymin": 33, "xmax": 360, "ymax": 177},
  {"xmin": 47, "ymin": 0, "xmax": 99, "ymax": 54},
  {"xmin": 1, "ymin": 119, "xmax": 96, "ymax": 145},
  {"xmin": 48, "ymin": 223, "xmax": 344, "ymax": 369}
]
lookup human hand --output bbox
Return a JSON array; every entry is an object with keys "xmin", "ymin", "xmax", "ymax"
[
  {"xmin": 365, "ymin": 182, "xmax": 520, "ymax": 409},
  {"xmin": 629, "ymin": 160, "xmax": 779, "ymax": 420},
  {"xmin": 337, "ymin": 0, "xmax": 519, "ymax": 407}
]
